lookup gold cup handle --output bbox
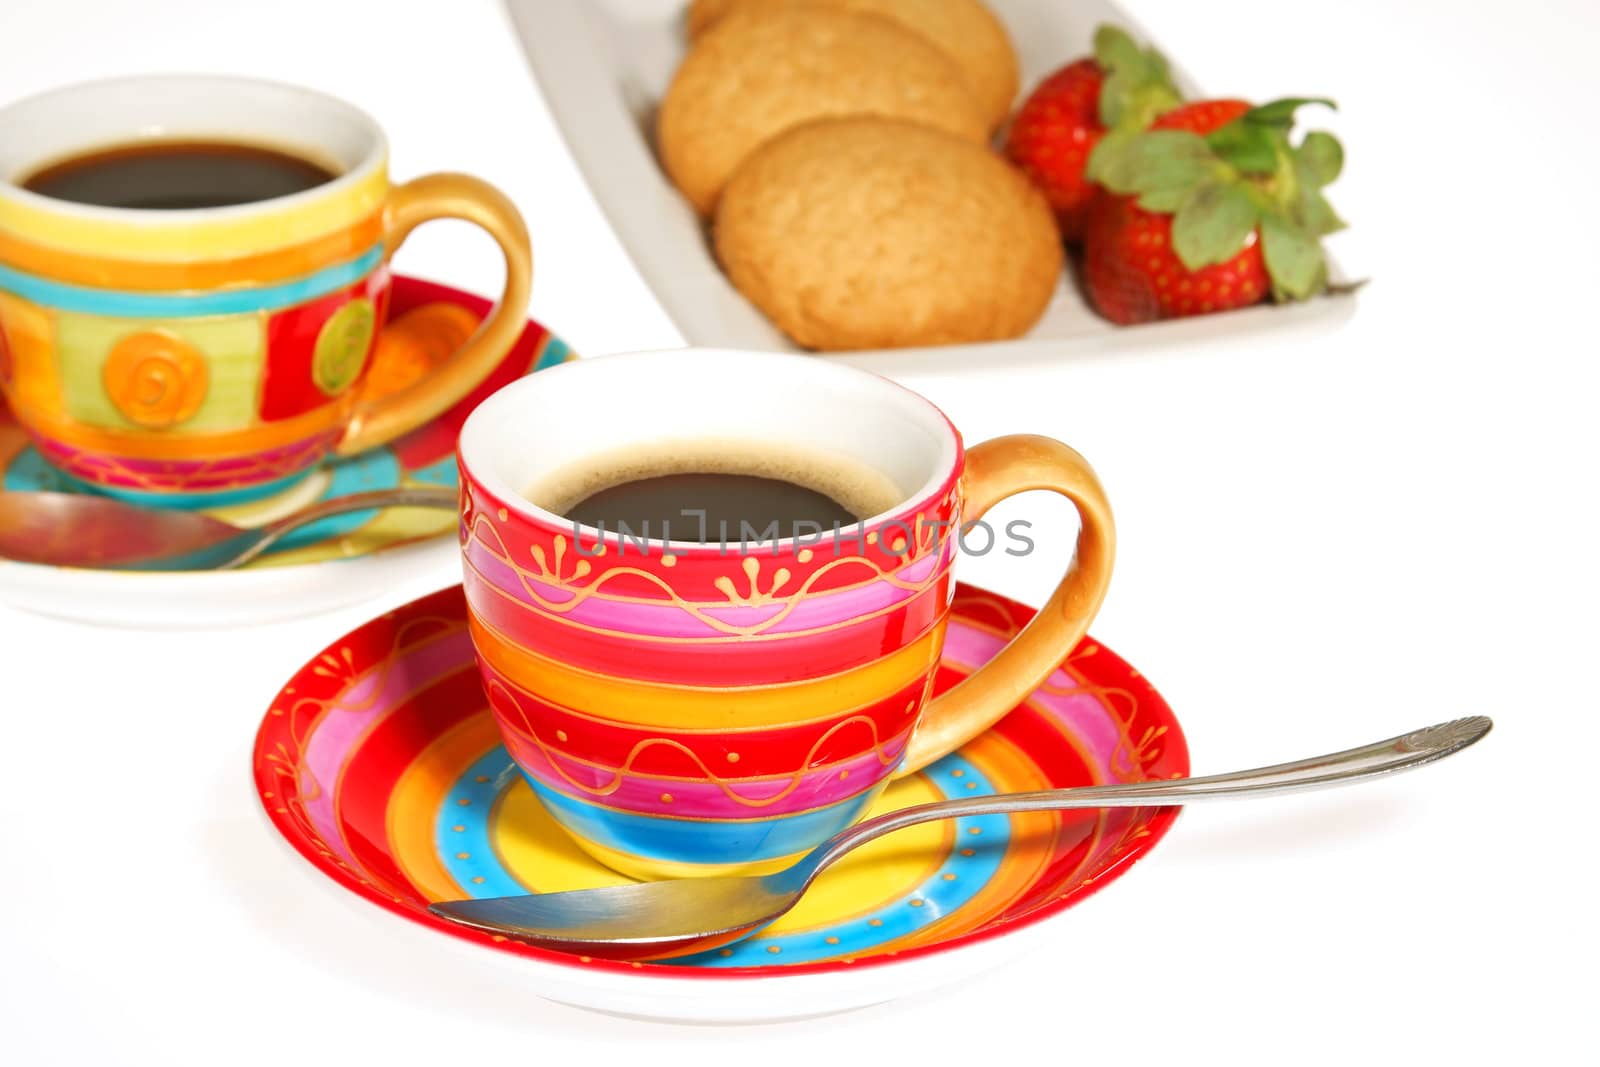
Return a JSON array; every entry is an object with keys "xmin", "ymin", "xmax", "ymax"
[
  {"xmin": 334, "ymin": 173, "xmax": 534, "ymax": 456},
  {"xmin": 893, "ymin": 435, "xmax": 1117, "ymax": 778}
]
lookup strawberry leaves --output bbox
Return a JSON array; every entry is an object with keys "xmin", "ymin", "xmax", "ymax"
[
  {"xmin": 1296, "ymin": 131, "xmax": 1343, "ymax": 185},
  {"xmin": 1204, "ymin": 121, "xmax": 1279, "ymax": 174},
  {"xmin": 1240, "ymin": 97, "xmax": 1336, "ymax": 128},
  {"xmin": 1089, "ymin": 98, "xmax": 1347, "ymax": 301},
  {"xmin": 1261, "ymin": 214, "xmax": 1326, "ymax": 299},
  {"xmin": 1172, "ymin": 182, "xmax": 1258, "ymax": 269},
  {"xmin": 1088, "ymin": 129, "xmax": 1219, "ymax": 198},
  {"xmin": 1093, "ymin": 25, "xmax": 1183, "ymax": 131},
  {"xmin": 1206, "ymin": 98, "xmax": 1336, "ymax": 175},
  {"xmin": 1291, "ymin": 131, "xmax": 1346, "ymax": 239}
]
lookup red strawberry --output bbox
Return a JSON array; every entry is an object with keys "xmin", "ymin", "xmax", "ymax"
[
  {"xmin": 1005, "ymin": 26, "xmax": 1181, "ymax": 241},
  {"xmin": 1005, "ymin": 59, "xmax": 1108, "ymax": 240},
  {"xmin": 1152, "ymin": 99, "xmax": 1253, "ymax": 136},
  {"xmin": 1085, "ymin": 100, "xmax": 1261, "ymax": 322},
  {"xmin": 1083, "ymin": 97, "xmax": 1347, "ymax": 324}
]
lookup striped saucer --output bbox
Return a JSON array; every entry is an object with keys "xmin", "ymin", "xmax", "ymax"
[{"xmin": 253, "ymin": 582, "xmax": 1188, "ymax": 1021}]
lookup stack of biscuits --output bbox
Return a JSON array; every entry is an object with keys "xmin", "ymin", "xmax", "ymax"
[{"xmin": 659, "ymin": 0, "xmax": 1062, "ymax": 351}]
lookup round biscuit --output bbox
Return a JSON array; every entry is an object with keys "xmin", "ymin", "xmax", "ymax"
[
  {"xmin": 658, "ymin": 7, "xmax": 988, "ymax": 215},
  {"xmin": 686, "ymin": 0, "xmax": 1019, "ymax": 129},
  {"xmin": 714, "ymin": 117, "xmax": 1063, "ymax": 350}
]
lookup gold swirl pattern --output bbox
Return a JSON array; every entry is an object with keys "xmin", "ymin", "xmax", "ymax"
[
  {"xmin": 101, "ymin": 330, "xmax": 209, "ymax": 428},
  {"xmin": 258, "ymin": 615, "xmax": 465, "ymax": 895},
  {"xmin": 466, "ymin": 556, "xmax": 953, "ymax": 644},
  {"xmin": 486, "ymin": 676, "xmax": 907, "ymax": 808},
  {"xmin": 34, "ymin": 433, "xmax": 334, "ymax": 495},
  {"xmin": 260, "ymin": 616, "xmax": 463, "ymax": 801},
  {"xmin": 714, "ymin": 556, "xmax": 791, "ymax": 606},
  {"xmin": 951, "ymin": 603, "xmax": 1170, "ymax": 785},
  {"xmin": 1052, "ymin": 645, "xmax": 1170, "ymax": 783},
  {"xmin": 468, "ymin": 516, "xmax": 956, "ymax": 638},
  {"xmin": 528, "ymin": 534, "xmax": 592, "ymax": 583}
]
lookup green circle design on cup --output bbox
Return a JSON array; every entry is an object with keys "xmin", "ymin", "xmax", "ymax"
[{"xmin": 313, "ymin": 297, "xmax": 377, "ymax": 396}]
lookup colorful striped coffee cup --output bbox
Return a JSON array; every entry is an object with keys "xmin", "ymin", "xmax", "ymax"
[
  {"xmin": 0, "ymin": 75, "xmax": 531, "ymax": 506},
  {"xmin": 456, "ymin": 349, "xmax": 1115, "ymax": 879}
]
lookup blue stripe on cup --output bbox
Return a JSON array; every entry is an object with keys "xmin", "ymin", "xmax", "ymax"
[
  {"xmin": 524, "ymin": 775, "xmax": 888, "ymax": 865},
  {"xmin": 0, "ymin": 245, "xmax": 384, "ymax": 317}
]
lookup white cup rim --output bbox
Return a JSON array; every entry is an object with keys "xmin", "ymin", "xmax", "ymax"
[{"xmin": 458, "ymin": 348, "xmax": 965, "ymax": 552}]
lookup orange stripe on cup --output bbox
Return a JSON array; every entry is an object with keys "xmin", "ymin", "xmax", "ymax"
[
  {"xmin": 467, "ymin": 613, "xmax": 947, "ymax": 730},
  {"xmin": 0, "ymin": 211, "xmax": 385, "ymax": 292}
]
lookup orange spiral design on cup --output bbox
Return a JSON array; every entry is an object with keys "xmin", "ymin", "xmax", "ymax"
[
  {"xmin": 360, "ymin": 302, "xmax": 481, "ymax": 401},
  {"xmin": 101, "ymin": 331, "xmax": 210, "ymax": 429}
]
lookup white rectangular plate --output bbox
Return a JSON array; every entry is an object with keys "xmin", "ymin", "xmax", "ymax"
[{"xmin": 506, "ymin": 0, "xmax": 1353, "ymax": 371}]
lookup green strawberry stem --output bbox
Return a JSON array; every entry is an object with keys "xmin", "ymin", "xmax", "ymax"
[
  {"xmin": 1088, "ymin": 98, "xmax": 1347, "ymax": 301},
  {"xmin": 1093, "ymin": 25, "xmax": 1183, "ymax": 131}
]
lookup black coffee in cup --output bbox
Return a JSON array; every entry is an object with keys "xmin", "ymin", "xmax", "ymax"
[
  {"xmin": 22, "ymin": 140, "xmax": 337, "ymax": 210},
  {"xmin": 529, "ymin": 440, "xmax": 903, "ymax": 542}
]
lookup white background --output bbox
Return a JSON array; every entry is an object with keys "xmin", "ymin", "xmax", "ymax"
[{"xmin": 1, "ymin": 0, "xmax": 1595, "ymax": 1061}]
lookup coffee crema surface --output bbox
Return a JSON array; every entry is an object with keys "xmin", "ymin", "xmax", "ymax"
[
  {"xmin": 527, "ymin": 439, "xmax": 904, "ymax": 543},
  {"xmin": 21, "ymin": 139, "xmax": 338, "ymax": 210}
]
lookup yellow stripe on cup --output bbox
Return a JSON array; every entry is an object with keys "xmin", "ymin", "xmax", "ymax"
[
  {"xmin": 0, "ymin": 211, "xmax": 385, "ymax": 290},
  {"xmin": 468, "ymin": 614, "xmax": 946, "ymax": 730},
  {"xmin": 0, "ymin": 159, "xmax": 388, "ymax": 261}
]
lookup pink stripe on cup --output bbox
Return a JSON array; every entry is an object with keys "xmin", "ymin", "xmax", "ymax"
[{"xmin": 463, "ymin": 535, "xmax": 954, "ymax": 639}]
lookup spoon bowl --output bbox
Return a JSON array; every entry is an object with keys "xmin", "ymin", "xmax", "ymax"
[{"xmin": 431, "ymin": 716, "xmax": 1492, "ymax": 960}]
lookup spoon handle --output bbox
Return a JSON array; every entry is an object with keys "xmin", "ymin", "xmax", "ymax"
[
  {"xmin": 224, "ymin": 486, "xmax": 459, "ymax": 567},
  {"xmin": 803, "ymin": 716, "xmax": 1491, "ymax": 875}
]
